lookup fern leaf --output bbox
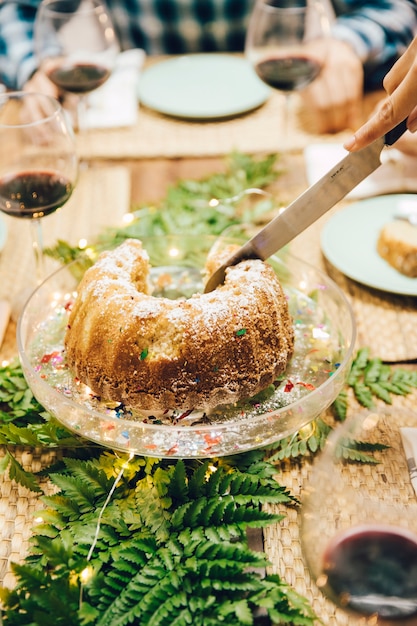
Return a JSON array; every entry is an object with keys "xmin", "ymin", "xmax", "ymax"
[
  {"xmin": 188, "ymin": 460, "xmax": 212, "ymax": 498},
  {"xmin": 332, "ymin": 389, "xmax": 348, "ymax": 420},
  {"xmin": 49, "ymin": 474, "xmax": 106, "ymax": 513},
  {"xmin": 367, "ymin": 382, "xmax": 393, "ymax": 404},
  {"xmin": 166, "ymin": 459, "xmax": 189, "ymax": 503},
  {"xmin": 353, "ymin": 381, "xmax": 374, "ymax": 408},
  {"xmin": 170, "ymin": 497, "xmax": 208, "ymax": 529},
  {"xmin": 364, "ymin": 357, "xmax": 384, "ymax": 384},
  {"xmin": 346, "ymin": 347, "xmax": 369, "ymax": 386},
  {"xmin": 337, "ymin": 438, "xmax": 387, "ymax": 464},
  {"xmin": 7, "ymin": 453, "xmax": 42, "ymax": 493},
  {"xmin": 62, "ymin": 458, "xmax": 116, "ymax": 496},
  {"xmin": 41, "ymin": 493, "xmax": 83, "ymax": 521}
]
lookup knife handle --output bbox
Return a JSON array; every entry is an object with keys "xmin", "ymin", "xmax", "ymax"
[{"xmin": 384, "ymin": 118, "xmax": 408, "ymax": 145}]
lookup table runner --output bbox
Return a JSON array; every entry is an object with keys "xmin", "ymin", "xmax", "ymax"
[
  {"xmin": 0, "ymin": 158, "xmax": 417, "ymax": 624},
  {"xmin": 76, "ymin": 93, "xmax": 350, "ymax": 161},
  {"xmin": 75, "ymin": 76, "xmax": 384, "ymax": 162}
]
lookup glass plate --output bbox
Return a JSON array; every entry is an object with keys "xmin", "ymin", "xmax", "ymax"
[{"xmin": 17, "ymin": 235, "xmax": 356, "ymax": 458}]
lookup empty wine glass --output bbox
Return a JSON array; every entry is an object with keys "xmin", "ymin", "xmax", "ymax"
[
  {"xmin": 245, "ymin": 0, "xmax": 329, "ymax": 150},
  {"xmin": 0, "ymin": 92, "xmax": 78, "ymax": 292},
  {"xmin": 301, "ymin": 407, "xmax": 417, "ymax": 624},
  {"xmin": 34, "ymin": 0, "xmax": 120, "ymax": 131}
]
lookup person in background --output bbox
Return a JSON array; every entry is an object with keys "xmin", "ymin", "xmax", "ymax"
[
  {"xmin": 344, "ymin": 35, "xmax": 417, "ymax": 155},
  {"xmin": 0, "ymin": 0, "xmax": 416, "ymax": 135},
  {"xmin": 300, "ymin": 0, "xmax": 417, "ymax": 134}
]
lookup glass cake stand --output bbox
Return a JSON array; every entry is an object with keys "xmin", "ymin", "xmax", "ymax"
[{"xmin": 17, "ymin": 234, "xmax": 356, "ymax": 458}]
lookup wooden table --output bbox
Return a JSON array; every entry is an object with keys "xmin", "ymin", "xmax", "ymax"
[{"xmin": 1, "ymin": 65, "xmax": 417, "ymax": 625}]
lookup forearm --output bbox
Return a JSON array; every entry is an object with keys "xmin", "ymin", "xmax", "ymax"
[
  {"xmin": 0, "ymin": 2, "xmax": 38, "ymax": 90},
  {"xmin": 331, "ymin": 0, "xmax": 417, "ymax": 87}
]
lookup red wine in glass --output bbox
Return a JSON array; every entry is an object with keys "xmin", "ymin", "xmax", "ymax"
[
  {"xmin": 245, "ymin": 0, "xmax": 328, "ymax": 150},
  {"xmin": 255, "ymin": 55, "xmax": 322, "ymax": 92},
  {"xmin": 322, "ymin": 524, "xmax": 417, "ymax": 620},
  {"xmin": 35, "ymin": 0, "xmax": 120, "ymax": 131},
  {"xmin": 0, "ymin": 171, "xmax": 73, "ymax": 219},
  {"xmin": 46, "ymin": 63, "xmax": 111, "ymax": 94},
  {"xmin": 0, "ymin": 91, "xmax": 78, "ymax": 302}
]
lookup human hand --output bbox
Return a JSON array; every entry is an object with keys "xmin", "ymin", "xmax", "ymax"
[
  {"xmin": 24, "ymin": 69, "xmax": 60, "ymax": 99},
  {"xmin": 300, "ymin": 38, "xmax": 364, "ymax": 134},
  {"xmin": 391, "ymin": 131, "xmax": 417, "ymax": 157},
  {"xmin": 344, "ymin": 36, "xmax": 417, "ymax": 151},
  {"xmin": 23, "ymin": 69, "xmax": 80, "ymax": 129}
]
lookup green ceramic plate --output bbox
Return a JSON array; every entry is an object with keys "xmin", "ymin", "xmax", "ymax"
[
  {"xmin": 138, "ymin": 54, "xmax": 270, "ymax": 119},
  {"xmin": 321, "ymin": 194, "xmax": 417, "ymax": 296}
]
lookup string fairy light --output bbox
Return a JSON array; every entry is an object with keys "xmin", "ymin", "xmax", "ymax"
[{"xmin": 79, "ymin": 451, "xmax": 135, "ymax": 609}]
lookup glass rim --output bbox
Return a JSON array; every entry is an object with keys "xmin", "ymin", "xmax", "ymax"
[{"xmin": 0, "ymin": 91, "xmax": 63, "ymax": 128}]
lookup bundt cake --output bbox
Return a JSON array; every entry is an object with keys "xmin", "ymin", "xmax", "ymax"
[
  {"xmin": 377, "ymin": 221, "xmax": 417, "ymax": 278},
  {"xmin": 64, "ymin": 238, "xmax": 294, "ymax": 411}
]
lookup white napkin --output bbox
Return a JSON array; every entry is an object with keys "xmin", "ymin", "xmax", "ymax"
[
  {"xmin": 84, "ymin": 48, "xmax": 146, "ymax": 129},
  {"xmin": 400, "ymin": 427, "xmax": 417, "ymax": 498},
  {"xmin": 304, "ymin": 143, "xmax": 417, "ymax": 199}
]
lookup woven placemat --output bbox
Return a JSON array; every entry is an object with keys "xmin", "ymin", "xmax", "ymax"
[
  {"xmin": 76, "ymin": 93, "xmax": 351, "ymax": 161},
  {"xmin": 75, "ymin": 76, "xmax": 384, "ymax": 162},
  {"xmin": 1, "ymin": 156, "xmax": 416, "ymax": 616},
  {"xmin": 0, "ymin": 448, "xmax": 61, "ymax": 589}
]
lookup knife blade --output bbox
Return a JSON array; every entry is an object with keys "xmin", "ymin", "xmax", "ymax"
[{"xmin": 204, "ymin": 119, "xmax": 408, "ymax": 293}]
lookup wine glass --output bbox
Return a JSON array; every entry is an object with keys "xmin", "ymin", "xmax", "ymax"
[
  {"xmin": 245, "ymin": 0, "xmax": 329, "ymax": 150},
  {"xmin": 0, "ymin": 91, "xmax": 78, "ymax": 295},
  {"xmin": 34, "ymin": 0, "xmax": 120, "ymax": 131},
  {"xmin": 301, "ymin": 407, "xmax": 417, "ymax": 624}
]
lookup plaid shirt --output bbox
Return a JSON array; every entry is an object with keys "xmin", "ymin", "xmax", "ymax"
[{"xmin": 0, "ymin": 0, "xmax": 416, "ymax": 90}]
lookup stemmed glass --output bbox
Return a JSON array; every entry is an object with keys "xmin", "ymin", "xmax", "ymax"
[
  {"xmin": 34, "ymin": 0, "xmax": 120, "ymax": 131},
  {"xmin": 0, "ymin": 92, "xmax": 78, "ymax": 293},
  {"xmin": 301, "ymin": 407, "xmax": 417, "ymax": 624},
  {"xmin": 245, "ymin": 0, "xmax": 329, "ymax": 150}
]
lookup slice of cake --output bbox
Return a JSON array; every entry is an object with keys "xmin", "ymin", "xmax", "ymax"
[{"xmin": 377, "ymin": 221, "xmax": 417, "ymax": 278}]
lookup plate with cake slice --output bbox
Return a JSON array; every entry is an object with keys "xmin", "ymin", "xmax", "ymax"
[{"xmin": 321, "ymin": 194, "xmax": 417, "ymax": 296}]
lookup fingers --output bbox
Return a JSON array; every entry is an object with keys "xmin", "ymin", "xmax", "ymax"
[
  {"xmin": 407, "ymin": 104, "xmax": 417, "ymax": 131},
  {"xmin": 24, "ymin": 70, "xmax": 60, "ymax": 99},
  {"xmin": 393, "ymin": 130, "xmax": 417, "ymax": 156},
  {"xmin": 343, "ymin": 98, "xmax": 397, "ymax": 150},
  {"xmin": 344, "ymin": 72, "xmax": 417, "ymax": 151},
  {"xmin": 344, "ymin": 36, "xmax": 417, "ymax": 151},
  {"xmin": 384, "ymin": 36, "xmax": 417, "ymax": 93}
]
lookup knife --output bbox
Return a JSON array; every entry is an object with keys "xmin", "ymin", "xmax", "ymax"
[{"xmin": 204, "ymin": 119, "xmax": 408, "ymax": 293}]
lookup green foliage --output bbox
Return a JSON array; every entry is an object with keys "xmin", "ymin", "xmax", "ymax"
[
  {"xmin": 335, "ymin": 438, "xmax": 389, "ymax": 464},
  {"xmin": 0, "ymin": 358, "xmax": 49, "ymax": 425},
  {"xmin": 344, "ymin": 347, "xmax": 417, "ymax": 408},
  {"xmin": 0, "ymin": 358, "xmax": 95, "ymax": 493},
  {"xmin": 1, "ymin": 454, "xmax": 316, "ymax": 626},
  {"xmin": 44, "ymin": 152, "xmax": 282, "ymax": 268},
  {"xmin": 269, "ymin": 417, "xmax": 331, "ymax": 463},
  {"xmin": 2, "ymin": 152, "xmax": 417, "ymax": 624}
]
